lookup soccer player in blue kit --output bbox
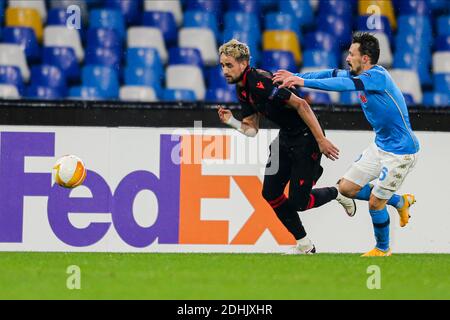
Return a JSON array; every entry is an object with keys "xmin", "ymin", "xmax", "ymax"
[{"xmin": 273, "ymin": 33, "xmax": 420, "ymax": 256}]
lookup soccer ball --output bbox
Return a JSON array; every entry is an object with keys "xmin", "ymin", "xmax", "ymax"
[{"xmin": 52, "ymin": 155, "xmax": 87, "ymax": 188}]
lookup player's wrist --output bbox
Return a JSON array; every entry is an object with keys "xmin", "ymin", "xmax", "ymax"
[{"xmin": 226, "ymin": 115, "xmax": 242, "ymax": 130}]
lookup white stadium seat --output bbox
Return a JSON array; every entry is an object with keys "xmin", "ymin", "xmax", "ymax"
[
  {"xmin": 432, "ymin": 51, "xmax": 450, "ymax": 73},
  {"xmin": 9, "ymin": 0, "xmax": 47, "ymax": 21},
  {"xmin": 120, "ymin": 86, "xmax": 158, "ymax": 102},
  {"xmin": 144, "ymin": 0, "xmax": 183, "ymax": 26},
  {"xmin": 0, "ymin": 84, "xmax": 20, "ymax": 99},
  {"xmin": 372, "ymin": 32, "xmax": 393, "ymax": 68},
  {"xmin": 179, "ymin": 28, "xmax": 218, "ymax": 66},
  {"xmin": 127, "ymin": 27, "xmax": 168, "ymax": 64},
  {"xmin": 44, "ymin": 26, "xmax": 84, "ymax": 62},
  {"xmin": 299, "ymin": 67, "xmax": 339, "ymax": 103},
  {"xmin": 0, "ymin": 44, "xmax": 30, "ymax": 82},
  {"xmin": 166, "ymin": 65, "xmax": 206, "ymax": 100},
  {"xmin": 389, "ymin": 69, "xmax": 423, "ymax": 103}
]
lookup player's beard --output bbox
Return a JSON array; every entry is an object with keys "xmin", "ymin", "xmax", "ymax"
[{"xmin": 348, "ymin": 63, "xmax": 362, "ymax": 76}]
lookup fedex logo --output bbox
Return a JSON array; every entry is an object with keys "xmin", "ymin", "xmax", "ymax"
[{"xmin": 0, "ymin": 132, "xmax": 295, "ymax": 248}]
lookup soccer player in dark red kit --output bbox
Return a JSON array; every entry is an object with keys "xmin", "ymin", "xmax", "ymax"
[{"xmin": 217, "ymin": 39, "xmax": 356, "ymax": 254}]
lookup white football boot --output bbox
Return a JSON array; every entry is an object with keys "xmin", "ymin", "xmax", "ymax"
[
  {"xmin": 335, "ymin": 189, "xmax": 357, "ymax": 217},
  {"xmin": 284, "ymin": 238, "xmax": 316, "ymax": 255}
]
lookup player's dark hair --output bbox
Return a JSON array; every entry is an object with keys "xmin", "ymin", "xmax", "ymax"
[{"xmin": 352, "ymin": 32, "xmax": 380, "ymax": 64}]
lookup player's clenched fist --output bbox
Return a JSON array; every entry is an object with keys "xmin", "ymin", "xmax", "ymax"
[{"xmin": 218, "ymin": 106, "xmax": 232, "ymax": 123}]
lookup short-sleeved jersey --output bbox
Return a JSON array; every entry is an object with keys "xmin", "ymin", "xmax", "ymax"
[{"xmin": 237, "ymin": 67, "xmax": 311, "ymax": 134}]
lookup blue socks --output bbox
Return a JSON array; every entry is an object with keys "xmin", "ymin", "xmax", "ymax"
[
  {"xmin": 355, "ymin": 184, "xmax": 404, "ymax": 209},
  {"xmin": 369, "ymin": 208, "xmax": 390, "ymax": 251}
]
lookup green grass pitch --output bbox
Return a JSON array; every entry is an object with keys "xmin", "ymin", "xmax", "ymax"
[{"xmin": 0, "ymin": 252, "xmax": 449, "ymax": 300}]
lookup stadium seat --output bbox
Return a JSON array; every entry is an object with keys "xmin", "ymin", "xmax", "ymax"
[
  {"xmin": 0, "ymin": 84, "xmax": 20, "ymax": 99},
  {"xmin": 124, "ymin": 66, "xmax": 163, "ymax": 97},
  {"xmin": 303, "ymin": 50, "xmax": 338, "ymax": 68},
  {"xmin": 178, "ymin": 28, "xmax": 218, "ymax": 66},
  {"xmin": 395, "ymin": 33, "xmax": 432, "ymax": 61},
  {"xmin": 261, "ymin": 50, "xmax": 297, "ymax": 73},
  {"xmin": 371, "ymin": 32, "xmax": 393, "ymax": 67},
  {"xmin": 205, "ymin": 87, "xmax": 237, "ymax": 103},
  {"xmin": 142, "ymin": 11, "xmax": 178, "ymax": 46},
  {"xmin": 48, "ymin": 0, "xmax": 89, "ymax": 26},
  {"xmin": 222, "ymin": 29, "xmax": 260, "ymax": 65},
  {"xmin": 144, "ymin": 0, "xmax": 183, "ymax": 26},
  {"xmin": 357, "ymin": 15, "xmax": 393, "ymax": 42},
  {"xmin": 265, "ymin": 12, "xmax": 300, "ymax": 39},
  {"xmin": 389, "ymin": 69, "xmax": 422, "ymax": 103},
  {"xmin": 359, "ymin": 0, "xmax": 396, "ymax": 30},
  {"xmin": 279, "ymin": 0, "xmax": 314, "ymax": 28},
  {"xmin": 223, "ymin": 11, "xmax": 260, "ymax": 40},
  {"xmin": 397, "ymin": 15, "xmax": 432, "ymax": 39},
  {"xmin": 162, "ymin": 88, "xmax": 197, "ymax": 102},
  {"xmin": 81, "ymin": 65, "xmax": 119, "ymax": 99},
  {"xmin": 127, "ymin": 27, "xmax": 168, "ymax": 64},
  {"xmin": 317, "ymin": 14, "xmax": 352, "ymax": 47},
  {"xmin": 26, "ymin": 85, "xmax": 63, "ymax": 100},
  {"xmin": 105, "ymin": 0, "xmax": 141, "ymax": 25},
  {"xmin": 434, "ymin": 73, "xmax": 450, "ymax": 93},
  {"xmin": 169, "ymin": 48, "xmax": 203, "ymax": 68},
  {"xmin": 87, "ymin": 28, "xmax": 122, "ymax": 50},
  {"xmin": 30, "ymin": 65, "xmax": 66, "ymax": 94},
  {"xmin": 5, "ymin": 7, "xmax": 43, "ymax": 42},
  {"xmin": 393, "ymin": 51, "xmax": 432, "ymax": 86},
  {"xmin": 437, "ymin": 16, "xmax": 450, "ymax": 36},
  {"xmin": 263, "ymin": 30, "xmax": 302, "ymax": 64},
  {"xmin": 185, "ymin": 0, "xmax": 223, "ymax": 16},
  {"xmin": 0, "ymin": 44, "xmax": 30, "ymax": 82},
  {"xmin": 318, "ymin": 0, "xmax": 353, "ymax": 18},
  {"xmin": 47, "ymin": 8, "xmax": 69, "ymax": 26},
  {"xmin": 42, "ymin": 47, "xmax": 80, "ymax": 82},
  {"xmin": 423, "ymin": 92, "xmax": 449, "ymax": 107},
  {"xmin": 44, "ymin": 26, "xmax": 84, "ymax": 62},
  {"xmin": 166, "ymin": 65, "xmax": 206, "ymax": 100},
  {"xmin": 68, "ymin": 86, "xmax": 104, "ymax": 100},
  {"xmin": 207, "ymin": 65, "xmax": 228, "ymax": 89},
  {"xmin": 119, "ymin": 86, "xmax": 158, "ymax": 102},
  {"xmin": 436, "ymin": 36, "xmax": 450, "ymax": 51},
  {"xmin": 125, "ymin": 48, "xmax": 163, "ymax": 77},
  {"xmin": 397, "ymin": 0, "xmax": 431, "ymax": 15},
  {"xmin": 227, "ymin": 0, "xmax": 260, "ymax": 15},
  {"xmin": 8, "ymin": 0, "xmax": 47, "ymax": 22},
  {"xmin": 184, "ymin": 11, "xmax": 220, "ymax": 41},
  {"xmin": 89, "ymin": 9, "xmax": 125, "ymax": 40},
  {"xmin": 2, "ymin": 27, "xmax": 40, "ymax": 62},
  {"xmin": 402, "ymin": 93, "xmax": 415, "ymax": 105},
  {"xmin": 85, "ymin": 47, "xmax": 122, "ymax": 72},
  {"xmin": 0, "ymin": 65, "xmax": 23, "ymax": 94},
  {"xmin": 339, "ymin": 91, "xmax": 361, "ymax": 105},
  {"xmin": 432, "ymin": 52, "xmax": 450, "ymax": 73}
]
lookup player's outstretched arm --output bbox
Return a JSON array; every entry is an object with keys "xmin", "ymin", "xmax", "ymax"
[
  {"xmin": 218, "ymin": 106, "xmax": 259, "ymax": 137},
  {"xmin": 286, "ymin": 95, "xmax": 340, "ymax": 161}
]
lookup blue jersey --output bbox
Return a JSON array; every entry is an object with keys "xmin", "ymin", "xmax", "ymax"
[{"xmin": 296, "ymin": 66, "xmax": 420, "ymax": 155}]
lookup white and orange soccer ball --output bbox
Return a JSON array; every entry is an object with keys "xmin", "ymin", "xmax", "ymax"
[{"xmin": 52, "ymin": 155, "xmax": 87, "ymax": 188}]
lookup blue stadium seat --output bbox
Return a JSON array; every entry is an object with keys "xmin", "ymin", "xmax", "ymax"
[
  {"xmin": 85, "ymin": 47, "xmax": 122, "ymax": 72},
  {"xmin": 2, "ymin": 27, "xmax": 40, "ymax": 62},
  {"xmin": 105, "ymin": 0, "xmax": 141, "ymax": 25},
  {"xmin": 223, "ymin": 12, "xmax": 260, "ymax": 38},
  {"xmin": 265, "ymin": 12, "xmax": 300, "ymax": 39},
  {"xmin": 303, "ymin": 31, "xmax": 339, "ymax": 56},
  {"xmin": 82, "ymin": 65, "xmax": 119, "ymax": 99},
  {"xmin": 206, "ymin": 65, "xmax": 228, "ymax": 89},
  {"xmin": 397, "ymin": 15, "xmax": 432, "ymax": 39},
  {"xmin": 69, "ymin": 86, "xmax": 105, "ymax": 100},
  {"xmin": 403, "ymin": 93, "xmax": 415, "ymax": 105},
  {"xmin": 185, "ymin": 0, "xmax": 223, "ymax": 15},
  {"xmin": 319, "ymin": 0, "xmax": 353, "ymax": 17},
  {"xmin": 125, "ymin": 48, "xmax": 163, "ymax": 77},
  {"xmin": 396, "ymin": 0, "xmax": 431, "ymax": 15},
  {"xmin": 205, "ymin": 87, "xmax": 237, "ymax": 103},
  {"xmin": 393, "ymin": 51, "xmax": 432, "ymax": 86},
  {"xmin": 423, "ymin": 92, "xmax": 449, "ymax": 107},
  {"xmin": 303, "ymin": 50, "xmax": 338, "ymax": 68},
  {"xmin": 184, "ymin": 11, "xmax": 219, "ymax": 41},
  {"xmin": 261, "ymin": 50, "xmax": 297, "ymax": 73},
  {"xmin": 222, "ymin": 29, "xmax": 260, "ymax": 65},
  {"xmin": 437, "ymin": 16, "xmax": 450, "ymax": 36},
  {"xmin": 26, "ymin": 85, "xmax": 64, "ymax": 100},
  {"xmin": 47, "ymin": 8, "xmax": 69, "ymax": 26},
  {"xmin": 428, "ymin": 0, "xmax": 449, "ymax": 12},
  {"xmin": 163, "ymin": 89, "xmax": 197, "ymax": 102},
  {"xmin": 142, "ymin": 11, "xmax": 178, "ymax": 46},
  {"xmin": 227, "ymin": 0, "xmax": 261, "ymax": 15},
  {"xmin": 31, "ymin": 65, "xmax": 67, "ymax": 94},
  {"xmin": 436, "ymin": 35, "xmax": 450, "ymax": 51},
  {"xmin": 168, "ymin": 47, "xmax": 203, "ymax": 68},
  {"xmin": 339, "ymin": 91, "xmax": 360, "ymax": 105},
  {"xmin": 395, "ymin": 34, "xmax": 431, "ymax": 62},
  {"xmin": 87, "ymin": 28, "xmax": 122, "ymax": 50},
  {"xmin": 434, "ymin": 73, "xmax": 450, "ymax": 94},
  {"xmin": 89, "ymin": 9, "xmax": 125, "ymax": 40},
  {"xmin": 42, "ymin": 47, "xmax": 80, "ymax": 82},
  {"xmin": 279, "ymin": 0, "xmax": 313, "ymax": 28},
  {"xmin": 316, "ymin": 14, "xmax": 352, "ymax": 47},
  {"xmin": 357, "ymin": 16, "xmax": 393, "ymax": 43},
  {"xmin": 304, "ymin": 91, "xmax": 331, "ymax": 104},
  {"xmin": 0, "ymin": 65, "xmax": 24, "ymax": 95},
  {"xmin": 0, "ymin": 0, "xmax": 4, "ymax": 31},
  {"xmin": 124, "ymin": 66, "xmax": 163, "ymax": 97}
]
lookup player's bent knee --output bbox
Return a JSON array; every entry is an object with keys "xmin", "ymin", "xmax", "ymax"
[{"xmin": 338, "ymin": 181, "xmax": 359, "ymax": 198}]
